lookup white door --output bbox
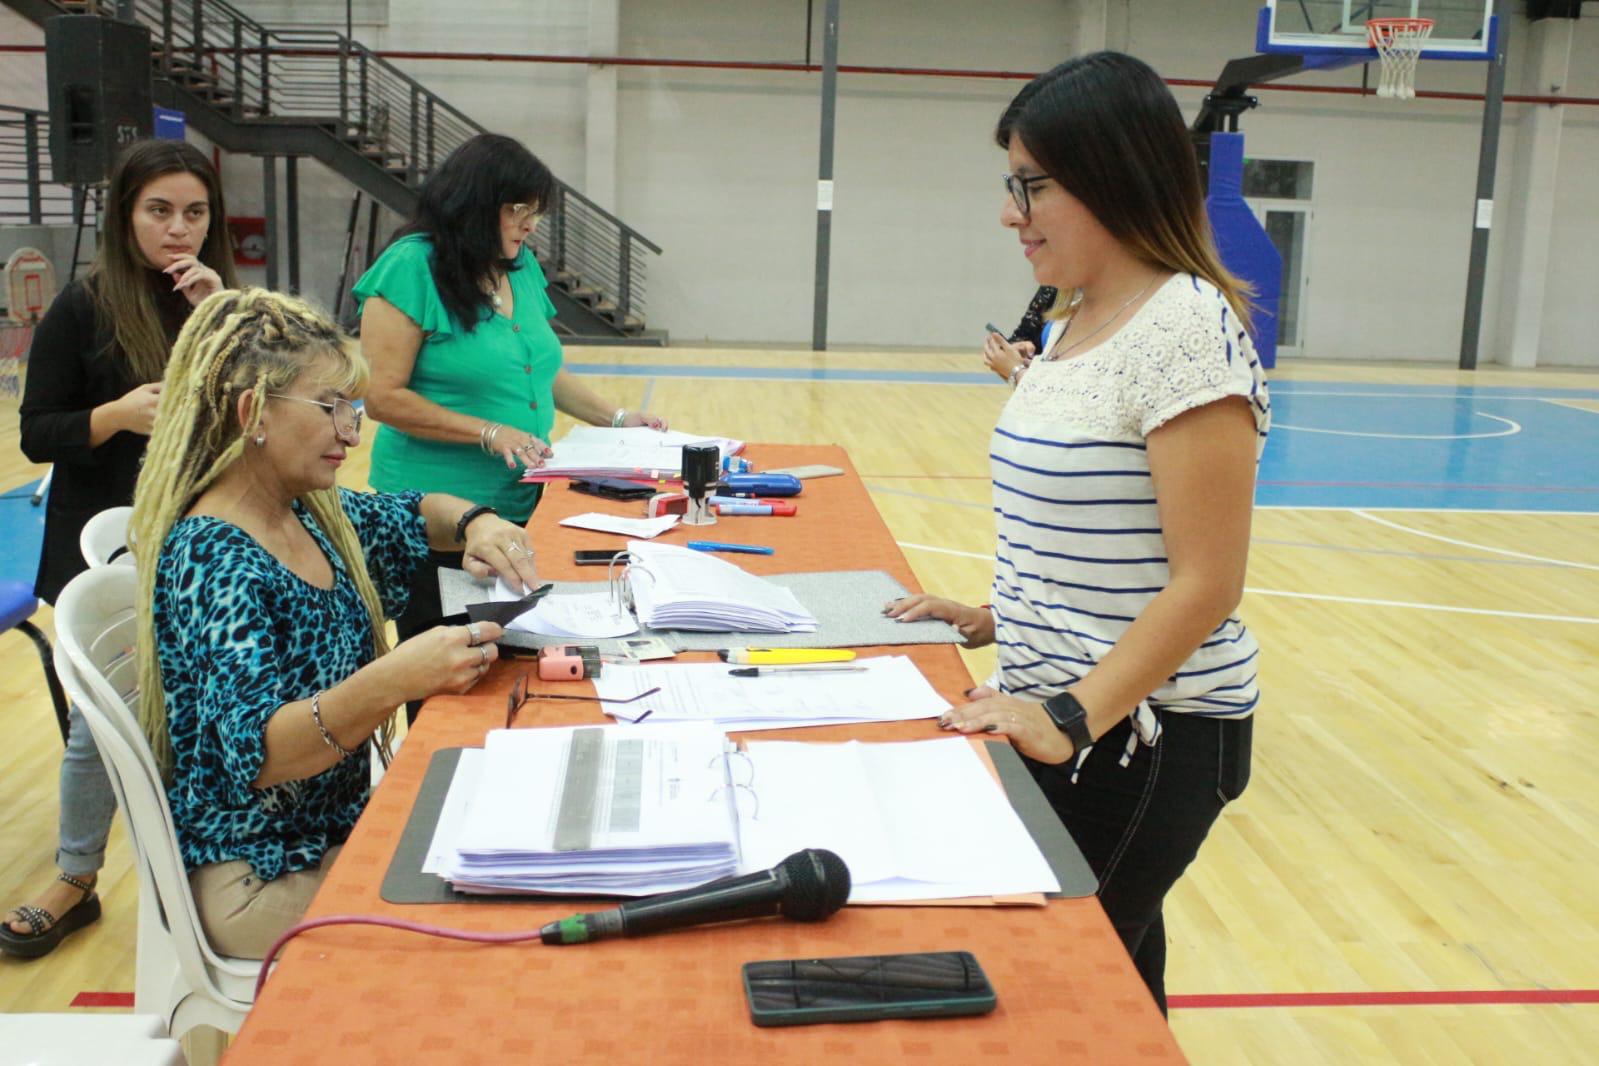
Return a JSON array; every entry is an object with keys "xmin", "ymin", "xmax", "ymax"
[{"xmin": 1252, "ymin": 204, "xmax": 1311, "ymax": 357}]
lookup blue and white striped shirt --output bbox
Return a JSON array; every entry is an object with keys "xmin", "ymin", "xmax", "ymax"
[{"xmin": 990, "ymin": 274, "xmax": 1270, "ymax": 720}]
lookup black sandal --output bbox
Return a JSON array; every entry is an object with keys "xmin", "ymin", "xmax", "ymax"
[{"xmin": 0, "ymin": 873, "xmax": 102, "ymax": 960}]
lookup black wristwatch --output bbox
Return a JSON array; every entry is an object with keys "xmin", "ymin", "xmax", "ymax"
[
  {"xmin": 1042, "ymin": 691, "xmax": 1094, "ymax": 754},
  {"xmin": 454, "ymin": 504, "xmax": 498, "ymax": 544}
]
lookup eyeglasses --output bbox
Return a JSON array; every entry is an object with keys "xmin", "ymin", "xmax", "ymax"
[
  {"xmin": 1002, "ymin": 172, "xmax": 1052, "ymax": 217},
  {"xmin": 505, "ymin": 203, "xmax": 541, "ymax": 224},
  {"xmin": 505, "ymin": 671, "xmax": 660, "ymax": 729},
  {"xmin": 267, "ymin": 394, "xmax": 363, "ymax": 440}
]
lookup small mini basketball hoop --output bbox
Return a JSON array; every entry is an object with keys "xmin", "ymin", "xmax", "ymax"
[{"xmin": 1368, "ymin": 17, "xmax": 1434, "ymax": 100}]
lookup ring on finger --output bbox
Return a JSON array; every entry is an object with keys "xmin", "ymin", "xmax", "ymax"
[
  {"xmin": 479, "ymin": 645, "xmax": 491, "ymax": 666},
  {"xmin": 465, "ymin": 621, "xmax": 482, "ymax": 646}
]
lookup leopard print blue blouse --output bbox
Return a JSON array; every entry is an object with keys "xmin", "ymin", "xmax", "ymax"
[{"xmin": 153, "ymin": 488, "xmax": 427, "ymax": 882}]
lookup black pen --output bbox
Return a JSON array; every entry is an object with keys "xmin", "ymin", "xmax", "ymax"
[{"xmin": 728, "ymin": 665, "xmax": 869, "ymax": 678}]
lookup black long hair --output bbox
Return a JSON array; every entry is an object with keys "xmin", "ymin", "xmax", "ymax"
[
  {"xmin": 995, "ymin": 51, "xmax": 1253, "ymax": 332},
  {"xmin": 393, "ymin": 133, "xmax": 555, "ymax": 332}
]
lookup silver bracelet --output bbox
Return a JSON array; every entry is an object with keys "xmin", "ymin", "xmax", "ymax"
[
  {"xmin": 310, "ymin": 690, "xmax": 358, "ymax": 759},
  {"xmin": 479, "ymin": 422, "xmax": 504, "ymax": 454},
  {"xmin": 610, "ymin": 407, "xmax": 627, "ymax": 429},
  {"xmin": 1007, "ymin": 364, "xmax": 1025, "ymax": 388}
]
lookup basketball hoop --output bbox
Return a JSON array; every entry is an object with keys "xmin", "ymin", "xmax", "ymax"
[{"xmin": 1367, "ymin": 17, "xmax": 1434, "ymax": 100}]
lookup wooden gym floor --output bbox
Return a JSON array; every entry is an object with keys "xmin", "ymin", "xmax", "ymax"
[{"xmin": 1, "ymin": 346, "xmax": 1595, "ymax": 1064}]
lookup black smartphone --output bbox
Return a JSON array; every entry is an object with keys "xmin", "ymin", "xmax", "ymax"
[
  {"xmin": 743, "ymin": 951, "xmax": 996, "ymax": 1027},
  {"xmin": 574, "ymin": 549, "xmax": 627, "ymax": 566},
  {"xmin": 569, "ymin": 477, "xmax": 655, "ymax": 501}
]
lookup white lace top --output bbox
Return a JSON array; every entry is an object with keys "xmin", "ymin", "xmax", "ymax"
[{"xmin": 989, "ymin": 274, "xmax": 1270, "ymax": 723}]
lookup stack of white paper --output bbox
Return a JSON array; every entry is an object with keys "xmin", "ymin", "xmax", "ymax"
[
  {"xmin": 559, "ymin": 512, "xmax": 679, "ymax": 539},
  {"xmin": 627, "ymin": 541, "xmax": 816, "ymax": 633},
  {"xmin": 525, "ymin": 426, "xmax": 745, "ymax": 482},
  {"xmin": 441, "ymin": 722, "xmax": 742, "ymax": 896},
  {"xmin": 593, "ymin": 656, "xmax": 951, "ymax": 731},
  {"xmin": 736, "ymin": 738, "xmax": 1062, "ymax": 903}
]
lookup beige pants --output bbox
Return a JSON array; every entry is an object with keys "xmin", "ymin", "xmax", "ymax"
[{"xmin": 188, "ymin": 845, "xmax": 343, "ymax": 960}]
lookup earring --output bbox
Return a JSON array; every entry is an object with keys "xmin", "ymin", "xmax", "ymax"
[{"xmin": 254, "ymin": 433, "xmax": 266, "ymax": 447}]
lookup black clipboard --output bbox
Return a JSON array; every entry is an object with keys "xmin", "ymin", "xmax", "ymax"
[{"xmin": 381, "ymin": 741, "xmax": 1097, "ymax": 904}]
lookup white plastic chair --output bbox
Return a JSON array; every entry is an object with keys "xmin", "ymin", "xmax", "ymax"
[
  {"xmin": 52, "ymin": 566, "xmax": 257, "ymax": 1058},
  {"xmin": 79, "ymin": 505, "xmax": 135, "ymax": 567}
]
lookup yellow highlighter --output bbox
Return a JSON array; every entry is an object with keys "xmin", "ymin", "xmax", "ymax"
[{"xmin": 718, "ymin": 647, "xmax": 857, "ymax": 665}]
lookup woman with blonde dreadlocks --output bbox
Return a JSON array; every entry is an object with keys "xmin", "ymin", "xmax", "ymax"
[{"xmin": 130, "ymin": 289, "xmax": 538, "ymax": 958}]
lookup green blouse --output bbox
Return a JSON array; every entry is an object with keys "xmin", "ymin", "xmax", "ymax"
[{"xmin": 354, "ymin": 234, "xmax": 561, "ymax": 522}]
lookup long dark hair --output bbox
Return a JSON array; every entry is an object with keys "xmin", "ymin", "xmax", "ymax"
[
  {"xmin": 393, "ymin": 133, "xmax": 556, "ymax": 332},
  {"xmin": 995, "ymin": 51, "xmax": 1253, "ymax": 333},
  {"xmin": 91, "ymin": 139, "xmax": 237, "ymax": 383}
]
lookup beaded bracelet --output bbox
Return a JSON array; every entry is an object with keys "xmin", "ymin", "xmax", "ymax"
[{"xmin": 310, "ymin": 691, "xmax": 358, "ymax": 759}]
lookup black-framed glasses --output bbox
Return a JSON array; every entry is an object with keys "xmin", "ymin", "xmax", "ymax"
[
  {"xmin": 1002, "ymin": 172, "xmax": 1052, "ymax": 217},
  {"xmin": 267, "ymin": 394, "xmax": 363, "ymax": 440},
  {"xmin": 505, "ymin": 671, "xmax": 660, "ymax": 729}
]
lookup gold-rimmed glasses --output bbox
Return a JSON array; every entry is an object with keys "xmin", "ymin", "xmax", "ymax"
[
  {"xmin": 504, "ymin": 671, "xmax": 660, "ymax": 728},
  {"xmin": 267, "ymin": 394, "xmax": 363, "ymax": 440}
]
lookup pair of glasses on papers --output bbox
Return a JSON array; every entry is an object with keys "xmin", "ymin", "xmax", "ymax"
[{"xmin": 505, "ymin": 671, "xmax": 660, "ymax": 729}]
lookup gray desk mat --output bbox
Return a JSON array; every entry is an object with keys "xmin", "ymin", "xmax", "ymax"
[
  {"xmin": 380, "ymin": 741, "xmax": 1097, "ymax": 905},
  {"xmin": 437, "ymin": 566, "xmax": 963, "ymax": 652}
]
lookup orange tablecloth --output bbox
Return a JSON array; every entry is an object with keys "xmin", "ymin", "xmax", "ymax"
[{"xmin": 224, "ymin": 445, "xmax": 1185, "ymax": 1064}]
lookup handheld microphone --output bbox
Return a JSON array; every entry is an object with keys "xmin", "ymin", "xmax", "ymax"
[{"xmin": 539, "ymin": 848, "xmax": 850, "ymax": 945}]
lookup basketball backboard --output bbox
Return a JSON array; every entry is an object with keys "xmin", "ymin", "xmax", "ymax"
[{"xmin": 1258, "ymin": 0, "xmax": 1497, "ymax": 60}]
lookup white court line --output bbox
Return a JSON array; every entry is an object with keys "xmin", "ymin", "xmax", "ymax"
[
  {"xmin": 1273, "ymin": 412, "xmax": 1521, "ymax": 440},
  {"xmin": 1258, "ymin": 506, "xmax": 1599, "ymax": 516},
  {"xmin": 1540, "ymin": 398, "xmax": 1599, "ymax": 415},
  {"xmin": 897, "ymin": 541, "xmax": 991, "ymax": 560},
  {"xmin": 1351, "ymin": 509, "xmax": 1599, "ymax": 572},
  {"xmin": 895, "ymin": 541, "xmax": 1599, "ymax": 624},
  {"xmin": 1275, "ymin": 389, "xmax": 1599, "ymax": 401},
  {"xmin": 1241, "ymin": 587, "xmax": 1599, "ymax": 625}
]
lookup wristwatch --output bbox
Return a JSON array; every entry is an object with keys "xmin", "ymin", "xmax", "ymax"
[
  {"xmin": 454, "ymin": 504, "xmax": 498, "ymax": 544},
  {"xmin": 1041, "ymin": 691, "xmax": 1094, "ymax": 754}
]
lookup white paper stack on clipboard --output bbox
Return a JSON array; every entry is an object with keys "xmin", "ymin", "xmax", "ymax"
[
  {"xmin": 524, "ymin": 426, "xmax": 746, "ymax": 482},
  {"xmin": 627, "ymin": 541, "xmax": 816, "ymax": 633},
  {"xmin": 442, "ymin": 722, "xmax": 742, "ymax": 896}
]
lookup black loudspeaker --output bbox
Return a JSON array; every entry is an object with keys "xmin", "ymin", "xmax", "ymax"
[{"xmin": 45, "ymin": 15, "xmax": 154, "ymax": 185}]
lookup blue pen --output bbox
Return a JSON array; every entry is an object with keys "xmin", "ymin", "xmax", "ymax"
[{"xmin": 687, "ymin": 540, "xmax": 775, "ymax": 555}]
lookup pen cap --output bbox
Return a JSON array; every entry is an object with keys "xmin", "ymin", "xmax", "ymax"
[{"xmin": 682, "ymin": 443, "xmax": 721, "ymax": 498}]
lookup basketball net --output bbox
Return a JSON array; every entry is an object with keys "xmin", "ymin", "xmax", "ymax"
[
  {"xmin": 1368, "ymin": 17, "xmax": 1434, "ymax": 100},
  {"xmin": 0, "ymin": 321, "xmax": 32, "ymax": 404}
]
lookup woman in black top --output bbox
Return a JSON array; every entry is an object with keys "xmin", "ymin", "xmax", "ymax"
[{"xmin": 3, "ymin": 139, "xmax": 236, "ymax": 959}]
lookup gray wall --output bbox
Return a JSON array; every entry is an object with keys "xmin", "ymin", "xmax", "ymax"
[{"xmin": 2, "ymin": 0, "xmax": 1595, "ymax": 364}]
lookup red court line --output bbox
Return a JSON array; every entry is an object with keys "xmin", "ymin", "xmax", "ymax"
[
  {"xmin": 70, "ymin": 991, "xmax": 135, "ymax": 1008},
  {"xmin": 1169, "ymin": 989, "xmax": 1599, "ymax": 1009}
]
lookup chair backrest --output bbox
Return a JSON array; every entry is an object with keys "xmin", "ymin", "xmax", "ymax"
[
  {"xmin": 79, "ymin": 506, "xmax": 135, "ymax": 568},
  {"xmin": 52, "ymin": 567, "xmax": 255, "ymax": 1012}
]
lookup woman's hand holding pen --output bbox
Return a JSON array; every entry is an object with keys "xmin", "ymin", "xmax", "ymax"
[
  {"xmin": 983, "ymin": 332, "xmax": 1035, "ymax": 384},
  {"xmin": 883, "ymin": 594, "xmax": 995, "ymax": 649}
]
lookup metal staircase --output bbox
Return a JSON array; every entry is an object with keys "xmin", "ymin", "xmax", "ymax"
[{"xmin": 1, "ymin": 0, "xmax": 662, "ymax": 341}]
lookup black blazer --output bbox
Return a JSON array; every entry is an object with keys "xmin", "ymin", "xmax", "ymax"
[{"xmin": 19, "ymin": 274, "xmax": 190, "ymax": 603}]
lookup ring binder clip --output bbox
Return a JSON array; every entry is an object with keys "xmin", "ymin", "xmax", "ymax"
[
  {"xmin": 606, "ymin": 551, "xmax": 635, "ymax": 615},
  {"xmin": 707, "ymin": 748, "xmax": 760, "ymax": 820}
]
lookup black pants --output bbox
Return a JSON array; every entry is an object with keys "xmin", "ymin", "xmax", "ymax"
[{"xmin": 1024, "ymin": 710, "xmax": 1253, "ymax": 1015}]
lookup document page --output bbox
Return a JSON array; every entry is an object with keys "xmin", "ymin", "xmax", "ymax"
[{"xmin": 592, "ymin": 656, "xmax": 950, "ymax": 730}]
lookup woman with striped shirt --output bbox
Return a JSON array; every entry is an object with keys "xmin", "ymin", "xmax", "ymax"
[{"xmin": 887, "ymin": 52, "xmax": 1270, "ymax": 1014}]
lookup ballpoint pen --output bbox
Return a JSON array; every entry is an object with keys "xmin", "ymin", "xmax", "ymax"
[
  {"xmin": 728, "ymin": 665, "xmax": 869, "ymax": 677},
  {"xmin": 687, "ymin": 540, "xmax": 774, "ymax": 555}
]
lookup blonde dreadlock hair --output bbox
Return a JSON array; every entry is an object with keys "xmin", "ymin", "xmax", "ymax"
[{"xmin": 130, "ymin": 288, "xmax": 395, "ymax": 780}]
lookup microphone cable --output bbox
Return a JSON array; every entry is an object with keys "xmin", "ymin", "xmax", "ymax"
[{"xmin": 254, "ymin": 915, "xmax": 549, "ymax": 999}]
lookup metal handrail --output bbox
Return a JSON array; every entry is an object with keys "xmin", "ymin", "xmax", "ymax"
[{"xmin": 0, "ymin": 105, "xmax": 93, "ymax": 225}]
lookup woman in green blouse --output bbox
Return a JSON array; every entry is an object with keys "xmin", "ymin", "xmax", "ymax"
[{"xmin": 356, "ymin": 133, "xmax": 666, "ymax": 658}]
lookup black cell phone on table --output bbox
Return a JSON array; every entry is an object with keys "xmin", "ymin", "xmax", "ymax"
[
  {"xmin": 569, "ymin": 477, "xmax": 655, "ymax": 501},
  {"xmin": 743, "ymin": 951, "xmax": 996, "ymax": 1027},
  {"xmin": 574, "ymin": 548, "xmax": 628, "ymax": 566}
]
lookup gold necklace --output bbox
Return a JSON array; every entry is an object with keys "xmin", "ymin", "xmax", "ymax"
[{"xmin": 1046, "ymin": 272, "xmax": 1161, "ymax": 361}]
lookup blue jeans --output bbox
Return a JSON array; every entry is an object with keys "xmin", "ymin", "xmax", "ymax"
[{"xmin": 56, "ymin": 705, "xmax": 116, "ymax": 878}]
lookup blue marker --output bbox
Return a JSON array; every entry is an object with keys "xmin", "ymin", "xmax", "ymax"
[{"xmin": 687, "ymin": 540, "xmax": 774, "ymax": 556}]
